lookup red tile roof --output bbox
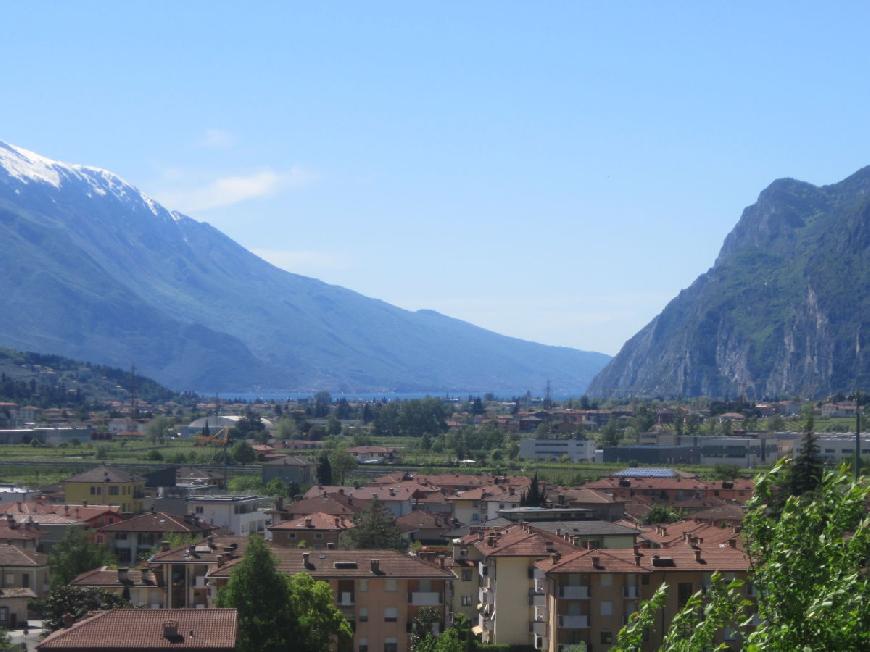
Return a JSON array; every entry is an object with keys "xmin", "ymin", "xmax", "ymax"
[
  {"xmin": 0, "ymin": 543, "xmax": 47, "ymax": 567},
  {"xmin": 210, "ymin": 548, "xmax": 453, "ymax": 580},
  {"xmin": 282, "ymin": 495, "xmax": 360, "ymax": 518},
  {"xmin": 148, "ymin": 537, "xmax": 248, "ymax": 564},
  {"xmin": 472, "ymin": 524, "xmax": 577, "ymax": 558},
  {"xmin": 36, "ymin": 608, "xmax": 237, "ymax": 650},
  {"xmin": 99, "ymin": 513, "xmax": 213, "ymax": 535},
  {"xmin": 72, "ymin": 566, "xmax": 162, "ymax": 588},
  {"xmin": 268, "ymin": 512, "xmax": 354, "ymax": 532}
]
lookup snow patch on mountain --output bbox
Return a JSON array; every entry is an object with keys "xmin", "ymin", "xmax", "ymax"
[{"xmin": 0, "ymin": 141, "xmax": 160, "ymax": 216}]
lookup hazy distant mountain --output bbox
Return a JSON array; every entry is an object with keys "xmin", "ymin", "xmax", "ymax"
[
  {"xmin": 588, "ymin": 167, "xmax": 870, "ymax": 399},
  {"xmin": 0, "ymin": 142, "xmax": 609, "ymax": 394}
]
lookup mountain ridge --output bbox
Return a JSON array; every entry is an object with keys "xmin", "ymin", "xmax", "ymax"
[
  {"xmin": 587, "ymin": 167, "xmax": 869, "ymax": 399},
  {"xmin": 0, "ymin": 141, "xmax": 609, "ymax": 394}
]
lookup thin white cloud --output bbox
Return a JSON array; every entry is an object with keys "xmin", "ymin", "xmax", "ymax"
[
  {"xmin": 252, "ymin": 248, "xmax": 350, "ymax": 276},
  {"xmin": 197, "ymin": 128, "xmax": 234, "ymax": 149},
  {"xmin": 154, "ymin": 166, "xmax": 316, "ymax": 212}
]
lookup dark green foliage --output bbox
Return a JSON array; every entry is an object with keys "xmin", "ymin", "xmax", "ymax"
[
  {"xmin": 48, "ymin": 528, "xmax": 114, "ymax": 589},
  {"xmin": 316, "ymin": 453, "xmax": 333, "ymax": 484},
  {"xmin": 216, "ymin": 535, "xmax": 300, "ymax": 652},
  {"xmin": 373, "ymin": 398, "xmax": 448, "ymax": 436},
  {"xmin": 520, "ymin": 472, "xmax": 546, "ymax": 507},
  {"xmin": 642, "ymin": 505, "xmax": 682, "ymax": 525},
  {"xmin": 40, "ymin": 586, "xmax": 130, "ymax": 631},
  {"xmin": 230, "ymin": 440, "xmax": 256, "ymax": 464},
  {"xmin": 788, "ymin": 408, "xmax": 823, "ymax": 497},
  {"xmin": 340, "ymin": 497, "xmax": 404, "ymax": 550},
  {"xmin": 216, "ymin": 535, "xmax": 351, "ymax": 652}
]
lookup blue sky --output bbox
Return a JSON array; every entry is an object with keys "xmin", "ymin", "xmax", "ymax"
[{"xmin": 2, "ymin": 2, "xmax": 869, "ymax": 355}]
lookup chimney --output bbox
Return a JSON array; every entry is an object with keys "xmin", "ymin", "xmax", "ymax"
[
  {"xmin": 370, "ymin": 559, "xmax": 380, "ymax": 574},
  {"xmin": 160, "ymin": 540, "xmax": 170, "ymax": 552},
  {"xmin": 302, "ymin": 552, "xmax": 310, "ymax": 568},
  {"xmin": 163, "ymin": 620, "xmax": 179, "ymax": 640},
  {"xmin": 187, "ymin": 545, "xmax": 195, "ymax": 557},
  {"xmin": 634, "ymin": 552, "xmax": 642, "ymax": 566},
  {"xmin": 64, "ymin": 505, "xmax": 69, "ymax": 516},
  {"xmin": 304, "ymin": 517, "xmax": 313, "ymax": 528},
  {"xmin": 727, "ymin": 537, "xmax": 737, "ymax": 549},
  {"xmin": 544, "ymin": 540, "xmax": 555, "ymax": 553},
  {"xmin": 694, "ymin": 549, "xmax": 703, "ymax": 563},
  {"xmin": 62, "ymin": 613, "xmax": 75, "ymax": 628},
  {"xmin": 662, "ymin": 527, "xmax": 668, "ymax": 536},
  {"xmin": 117, "ymin": 567, "xmax": 129, "ymax": 583},
  {"xmin": 217, "ymin": 554, "xmax": 225, "ymax": 567},
  {"xmin": 592, "ymin": 556, "xmax": 601, "ymax": 569},
  {"xmin": 555, "ymin": 528, "xmax": 562, "ymax": 537},
  {"xmin": 551, "ymin": 551, "xmax": 561, "ymax": 563},
  {"xmin": 207, "ymin": 535, "xmax": 214, "ymax": 547},
  {"xmin": 83, "ymin": 500, "xmax": 88, "ymax": 507},
  {"xmin": 16, "ymin": 501, "xmax": 22, "ymax": 512},
  {"xmin": 487, "ymin": 533, "xmax": 496, "ymax": 547}
]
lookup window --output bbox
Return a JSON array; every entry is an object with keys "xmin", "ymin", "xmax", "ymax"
[
  {"xmin": 90, "ymin": 487, "xmax": 96, "ymax": 495},
  {"xmin": 600, "ymin": 632, "xmax": 613, "ymax": 644},
  {"xmin": 600, "ymin": 573, "xmax": 612, "ymax": 587},
  {"xmin": 461, "ymin": 569, "xmax": 473, "ymax": 582},
  {"xmin": 359, "ymin": 579, "xmax": 368, "ymax": 592},
  {"xmin": 195, "ymin": 506, "xmax": 204, "ymax": 514},
  {"xmin": 315, "ymin": 533, "xmax": 323, "ymax": 540},
  {"xmin": 0, "ymin": 607, "xmax": 8, "ymax": 626},
  {"xmin": 461, "ymin": 595, "xmax": 472, "ymax": 606},
  {"xmin": 384, "ymin": 638, "xmax": 398, "ymax": 652},
  {"xmin": 678, "ymin": 583, "xmax": 693, "ymax": 607},
  {"xmin": 601, "ymin": 601, "xmax": 613, "ymax": 616},
  {"xmin": 359, "ymin": 607, "xmax": 368, "ymax": 622},
  {"xmin": 21, "ymin": 574, "xmax": 29, "ymax": 588},
  {"xmin": 385, "ymin": 579, "xmax": 398, "ymax": 592},
  {"xmin": 384, "ymin": 607, "xmax": 398, "ymax": 622},
  {"xmin": 358, "ymin": 639, "xmax": 368, "ymax": 652},
  {"xmin": 109, "ymin": 486, "xmax": 120, "ymax": 496}
]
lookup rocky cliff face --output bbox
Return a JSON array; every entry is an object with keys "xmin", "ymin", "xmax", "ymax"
[{"xmin": 588, "ymin": 168, "xmax": 870, "ymax": 399}]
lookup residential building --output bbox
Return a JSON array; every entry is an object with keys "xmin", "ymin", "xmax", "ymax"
[
  {"xmin": 469, "ymin": 525, "xmax": 577, "ymax": 646},
  {"xmin": 347, "ymin": 446, "xmax": 399, "ymax": 463},
  {"xmin": 269, "ymin": 512, "xmax": 354, "ymax": 548},
  {"xmin": 0, "ymin": 587, "xmax": 35, "ymax": 630},
  {"xmin": 272, "ymin": 494, "xmax": 359, "ymax": 524},
  {"xmin": 187, "ymin": 495, "xmax": 267, "ymax": 536},
  {"xmin": 71, "ymin": 566, "xmax": 165, "ymax": 608},
  {"xmin": 529, "ymin": 521, "xmax": 639, "ymax": 550},
  {"xmin": 0, "ymin": 544, "xmax": 49, "ymax": 597},
  {"xmin": 2, "ymin": 501, "xmax": 123, "ymax": 550},
  {"xmin": 208, "ymin": 548, "xmax": 454, "ymax": 652},
  {"xmin": 0, "ymin": 514, "xmax": 42, "ymax": 550},
  {"xmin": 395, "ymin": 511, "xmax": 454, "ymax": 545},
  {"xmin": 149, "ymin": 536, "xmax": 248, "ymax": 609},
  {"xmin": 550, "ymin": 488, "xmax": 626, "ymax": 521},
  {"xmin": 63, "ymin": 466, "xmax": 145, "ymax": 513},
  {"xmin": 535, "ymin": 542, "xmax": 751, "ymax": 651},
  {"xmin": 36, "ymin": 608, "xmax": 238, "ymax": 651},
  {"xmin": 97, "ymin": 512, "xmax": 213, "ymax": 563}
]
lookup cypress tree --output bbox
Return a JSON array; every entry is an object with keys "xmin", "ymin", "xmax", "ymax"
[
  {"xmin": 316, "ymin": 453, "xmax": 333, "ymax": 485},
  {"xmin": 789, "ymin": 406, "xmax": 823, "ymax": 496}
]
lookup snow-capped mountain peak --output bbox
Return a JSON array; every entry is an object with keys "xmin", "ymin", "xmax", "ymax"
[{"xmin": 0, "ymin": 140, "xmax": 161, "ymax": 216}]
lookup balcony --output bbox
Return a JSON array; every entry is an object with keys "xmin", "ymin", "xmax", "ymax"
[
  {"xmin": 559, "ymin": 585, "xmax": 589, "ymax": 600},
  {"xmin": 532, "ymin": 620, "xmax": 545, "ymax": 636},
  {"xmin": 558, "ymin": 614, "xmax": 589, "ymax": 629},
  {"xmin": 533, "ymin": 606, "xmax": 546, "ymax": 623},
  {"xmin": 409, "ymin": 591, "xmax": 442, "ymax": 606},
  {"xmin": 624, "ymin": 585, "xmax": 639, "ymax": 598},
  {"xmin": 530, "ymin": 593, "xmax": 545, "ymax": 608},
  {"xmin": 532, "ymin": 579, "xmax": 545, "ymax": 594},
  {"xmin": 193, "ymin": 576, "xmax": 208, "ymax": 589}
]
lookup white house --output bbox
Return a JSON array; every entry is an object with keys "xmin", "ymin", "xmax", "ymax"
[{"xmin": 186, "ymin": 495, "xmax": 267, "ymax": 535}]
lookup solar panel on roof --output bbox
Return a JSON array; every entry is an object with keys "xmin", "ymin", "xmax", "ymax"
[{"xmin": 612, "ymin": 467, "xmax": 677, "ymax": 478}]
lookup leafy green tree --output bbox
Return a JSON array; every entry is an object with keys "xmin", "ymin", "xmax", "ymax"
[
  {"xmin": 614, "ymin": 462, "xmax": 870, "ymax": 651},
  {"xmin": 312, "ymin": 391, "xmax": 332, "ymax": 418},
  {"xmin": 642, "ymin": 505, "xmax": 682, "ymax": 525},
  {"xmin": 329, "ymin": 446, "xmax": 356, "ymax": 484},
  {"xmin": 40, "ymin": 586, "xmax": 129, "ymax": 631},
  {"xmin": 0, "ymin": 628, "xmax": 12, "ymax": 650},
  {"xmin": 274, "ymin": 417, "xmax": 298, "ymax": 440},
  {"xmin": 145, "ymin": 414, "xmax": 175, "ymax": 443},
  {"xmin": 231, "ymin": 440, "xmax": 256, "ymax": 464},
  {"xmin": 340, "ymin": 497, "xmax": 404, "ymax": 550},
  {"xmin": 327, "ymin": 414, "xmax": 342, "ymax": 436},
  {"xmin": 789, "ymin": 406, "xmax": 823, "ymax": 496},
  {"xmin": 216, "ymin": 535, "xmax": 299, "ymax": 652},
  {"xmin": 48, "ymin": 528, "xmax": 114, "ymax": 588},
  {"xmin": 316, "ymin": 453, "xmax": 333, "ymax": 484},
  {"xmin": 287, "ymin": 572, "xmax": 353, "ymax": 650}
]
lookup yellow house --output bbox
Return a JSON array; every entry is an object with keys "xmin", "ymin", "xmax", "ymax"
[{"xmin": 63, "ymin": 466, "xmax": 144, "ymax": 513}]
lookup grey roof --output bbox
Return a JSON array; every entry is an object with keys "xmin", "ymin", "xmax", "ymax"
[
  {"xmin": 531, "ymin": 520, "xmax": 640, "ymax": 537},
  {"xmin": 64, "ymin": 466, "xmax": 139, "ymax": 484}
]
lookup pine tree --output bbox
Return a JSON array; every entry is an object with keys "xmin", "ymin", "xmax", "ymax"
[
  {"xmin": 520, "ymin": 472, "xmax": 547, "ymax": 507},
  {"xmin": 789, "ymin": 407, "xmax": 823, "ymax": 496},
  {"xmin": 316, "ymin": 453, "xmax": 333, "ymax": 485},
  {"xmin": 340, "ymin": 497, "xmax": 404, "ymax": 550}
]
